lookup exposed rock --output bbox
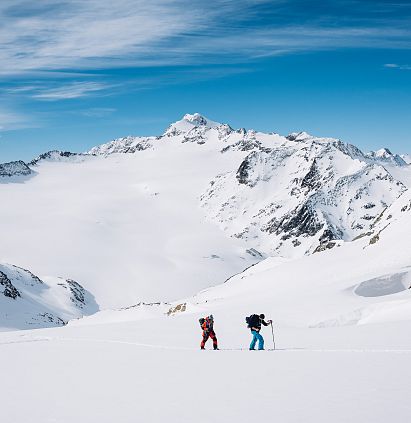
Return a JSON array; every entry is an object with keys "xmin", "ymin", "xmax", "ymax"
[
  {"xmin": 236, "ymin": 151, "xmax": 260, "ymax": 186},
  {"xmin": 369, "ymin": 233, "xmax": 380, "ymax": 245},
  {"xmin": 0, "ymin": 271, "xmax": 21, "ymax": 299},
  {"xmin": 88, "ymin": 137, "xmax": 153, "ymax": 155},
  {"xmin": 167, "ymin": 303, "xmax": 187, "ymax": 316},
  {"xmin": 30, "ymin": 150, "xmax": 83, "ymax": 165}
]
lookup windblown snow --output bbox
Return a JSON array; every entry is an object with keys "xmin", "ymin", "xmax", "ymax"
[{"xmin": 1, "ymin": 113, "xmax": 411, "ymax": 423}]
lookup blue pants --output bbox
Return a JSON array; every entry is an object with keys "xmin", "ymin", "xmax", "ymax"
[{"xmin": 250, "ymin": 330, "xmax": 264, "ymax": 350}]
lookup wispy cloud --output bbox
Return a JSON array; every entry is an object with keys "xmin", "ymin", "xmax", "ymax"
[
  {"xmin": 384, "ymin": 63, "xmax": 411, "ymax": 70},
  {"xmin": 0, "ymin": 108, "xmax": 36, "ymax": 131},
  {"xmin": 0, "ymin": 0, "xmax": 410, "ymax": 76},
  {"xmin": 31, "ymin": 81, "xmax": 112, "ymax": 100},
  {"xmin": 78, "ymin": 107, "xmax": 117, "ymax": 118}
]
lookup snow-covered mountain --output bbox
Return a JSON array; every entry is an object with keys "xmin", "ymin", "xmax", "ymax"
[
  {"xmin": 0, "ymin": 262, "xmax": 98, "ymax": 330},
  {"xmin": 0, "ymin": 112, "xmax": 409, "ymax": 308},
  {"xmin": 0, "ymin": 160, "xmax": 32, "ymax": 177},
  {"xmin": 201, "ymin": 136, "xmax": 406, "ymax": 256},
  {"xmin": 84, "ymin": 114, "xmax": 409, "ymax": 257}
]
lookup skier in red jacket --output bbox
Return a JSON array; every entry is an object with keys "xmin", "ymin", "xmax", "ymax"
[{"xmin": 200, "ymin": 315, "xmax": 218, "ymax": 350}]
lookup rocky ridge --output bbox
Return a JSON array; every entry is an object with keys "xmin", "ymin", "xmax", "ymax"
[{"xmin": 0, "ymin": 160, "xmax": 32, "ymax": 177}]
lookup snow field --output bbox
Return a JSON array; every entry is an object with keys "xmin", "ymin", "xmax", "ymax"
[{"xmin": 1, "ymin": 313, "xmax": 411, "ymax": 423}]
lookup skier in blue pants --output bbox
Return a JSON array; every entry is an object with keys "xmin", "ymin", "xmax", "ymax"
[{"xmin": 248, "ymin": 314, "xmax": 271, "ymax": 350}]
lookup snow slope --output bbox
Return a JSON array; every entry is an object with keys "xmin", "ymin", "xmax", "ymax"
[
  {"xmin": 1, "ymin": 202, "xmax": 411, "ymax": 422},
  {"xmin": 1, "ymin": 314, "xmax": 411, "ymax": 423},
  {"xmin": 0, "ymin": 138, "xmax": 258, "ymax": 309}
]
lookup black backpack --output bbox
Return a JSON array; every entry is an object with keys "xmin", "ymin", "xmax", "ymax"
[{"xmin": 246, "ymin": 314, "xmax": 259, "ymax": 328}]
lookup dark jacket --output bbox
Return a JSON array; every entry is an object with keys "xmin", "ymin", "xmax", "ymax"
[{"xmin": 251, "ymin": 317, "xmax": 269, "ymax": 332}]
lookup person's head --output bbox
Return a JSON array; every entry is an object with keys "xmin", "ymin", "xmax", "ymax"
[
  {"xmin": 209, "ymin": 315, "xmax": 214, "ymax": 321},
  {"xmin": 259, "ymin": 314, "xmax": 265, "ymax": 319}
]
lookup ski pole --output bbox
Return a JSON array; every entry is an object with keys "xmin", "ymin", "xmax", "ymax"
[{"xmin": 270, "ymin": 321, "xmax": 275, "ymax": 350}]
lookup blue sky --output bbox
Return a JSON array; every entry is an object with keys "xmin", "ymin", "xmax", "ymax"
[{"xmin": 0, "ymin": 0, "xmax": 410, "ymax": 162}]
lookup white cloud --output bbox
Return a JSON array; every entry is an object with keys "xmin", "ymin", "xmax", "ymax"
[
  {"xmin": 384, "ymin": 63, "xmax": 411, "ymax": 70},
  {"xmin": 0, "ymin": 109, "xmax": 34, "ymax": 131},
  {"xmin": 0, "ymin": 0, "xmax": 220, "ymax": 73},
  {"xmin": 31, "ymin": 82, "xmax": 111, "ymax": 100}
]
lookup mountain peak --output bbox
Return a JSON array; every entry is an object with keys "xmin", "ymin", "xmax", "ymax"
[
  {"xmin": 182, "ymin": 113, "xmax": 209, "ymax": 126},
  {"xmin": 366, "ymin": 148, "xmax": 407, "ymax": 167},
  {"xmin": 286, "ymin": 131, "xmax": 313, "ymax": 141},
  {"xmin": 164, "ymin": 113, "xmax": 221, "ymax": 136},
  {"xmin": 375, "ymin": 148, "xmax": 393, "ymax": 158}
]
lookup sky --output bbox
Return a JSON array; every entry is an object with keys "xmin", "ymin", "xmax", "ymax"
[{"xmin": 0, "ymin": 0, "xmax": 410, "ymax": 162}]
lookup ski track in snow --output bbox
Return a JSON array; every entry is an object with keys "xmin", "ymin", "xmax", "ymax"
[{"xmin": 4, "ymin": 335, "xmax": 410, "ymax": 354}]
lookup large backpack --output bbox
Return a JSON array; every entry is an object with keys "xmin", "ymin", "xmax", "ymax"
[{"xmin": 246, "ymin": 314, "xmax": 259, "ymax": 329}]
